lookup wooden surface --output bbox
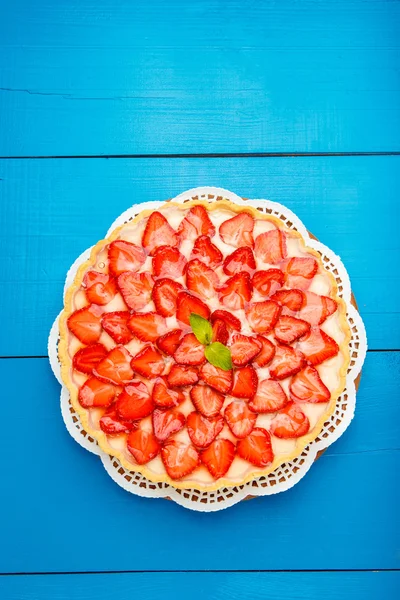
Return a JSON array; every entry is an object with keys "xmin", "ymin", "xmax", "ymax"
[{"xmin": 0, "ymin": 1, "xmax": 399, "ymax": 598}]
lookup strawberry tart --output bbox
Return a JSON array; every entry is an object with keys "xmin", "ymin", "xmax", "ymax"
[{"xmin": 58, "ymin": 199, "xmax": 351, "ymax": 491}]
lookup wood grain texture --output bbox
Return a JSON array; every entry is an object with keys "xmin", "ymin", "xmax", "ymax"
[{"xmin": 0, "ymin": 0, "xmax": 399, "ymax": 155}]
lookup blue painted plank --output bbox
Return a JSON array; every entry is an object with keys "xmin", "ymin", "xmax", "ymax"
[
  {"xmin": 0, "ymin": 0, "xmax": 399, "ymax": 155},
  {"xmin": 0, "ymin": 156, "xmax": 399, "ymax": 355},
  {"xmin": 0, "ymin": 353, "xmax": 398, "ymax": 573}
]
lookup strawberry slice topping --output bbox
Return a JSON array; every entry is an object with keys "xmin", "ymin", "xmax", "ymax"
[
  {"xmin": 254, "ymin": 229, "xmax": 287, "ymax": 264},
  {"xmin": 245, "ymin": 300, "xmax": 281, "ymax": 334},
  {"xmin": 161, "ymin": 440, "xmax": 200, "ymax": 480},
  {"xmin": 153, "ymin": 245, "xmax": 187, "ymax": 278},
  {"xmin": 219, "ymin": 212, "xmax": 254, "ymax": 248},
  {"xmin": 72, "ymin": 343, "xmax": 108, "ymax": 374},
  {"xmin": 153, "ymin": 407, "xmax": 186, "ymax": 442},
  {"xmin": 101, "ymin": 311, "xmax": 133, "ymax": 345},
  {"xmin": 253, "ymin": 335, "xmax": 276, "ymax": 367},
  {"xmin": 211, "ymin": 310, "xmax": 241, "ymax": 332},
  {"xmin": 177, "ymin": 205, "xmax": 215, "ymax": 240},
  {"xmin": 186, "ymin": 259, "xmax": 218, "ymax": 299},
  {"xmin": 93, "ymin": 346, "xmax": 134, "ymax": 385},
  {"xmin": 116, "ymin": 381, "xmax": 154, "ymax": 420},
  {"xmin": 152, "ymin": 278, "xmax": 183, "ymax": 317},
  {"xmin": 131, "ymin": 345, "xmax": 165, "ymax": 378},
  {"xmin": 142, "ymin": 211, "xmax": 179, "ymax": 256},
  {"xmin": 199, "ymin": 363, "xmax": 233, "ymax": 394},
  {"xmin": 108, "ymin": 240, "xmax": 146, "ymax": 276},
  {"xmin": 284, "ymin": 257, "xmax": 318, "ymax": 289},
  {"xmin": 190, "ymin": 384, "xmax": 224, "ymax": 417},
  {"xmin": 219, "ymin": 272, "xmax": 252, "ymax": 310},
  {"xmin": 230, "ymin": 334, "xmax": 262, "ymax": 367},
  {"xmin": 231, "ymin": 366, "xmax": 258, "ymax": 399},
  {"xmin": 187, "ymin": 412, "xmax": 224, "ymax": 448},
  {"xmin": 167, "ymin": 365, "xmax": 199, "ymax": 387},
  {"xmin": 67, "ymin": 305, "xmax": 103, "ymax": 344},
  {"xmin": 237, "ymin": 428, "xmax": 274, "ymax": 467},
  {"xmin": 270, "ymin": 402, "xmax": 310, "ymax": 438},
  {"xmin": 297, "ymin": 291, "xmax": 338, "ymax": 325},
  {"xmin": 117, "ymin": 271, "xmax": 154, "ymax": 310},
  {"xmin": 176, "ymin": 291, "xmax": 210, "ymax": 326},
  {"xmin": 290, "ymin": 366, "xmax": 331, "ymax": 403},
  {"xmin": 78, "ymin": 376, "xmax": 116, "ymax": 408},
  {"xmin": 223, "ymin": 247, "xmax": 256, "ymax": 276},
  {"xmin": 212, "ymin": 319, "xmax": 229, "ymax": 344},
  {"xmin": 190, "ymin": 235, "xmax": 222, "ymax": 268},
  {"xmin": 269, "ymin": 344, "xmax": 306, "ymax": 380},
  {"xmin": 252, "ymin": 269, "xmax": 284, "ymax": 297},
  {"xmin": 248, "ymin": 379, "xmax": 289, "ymax": 413},
  {"xmin": 127, "ymin": 429, "xmax": 160, "ymax": 464},
  {"xmin": 156, "ymin": 329, "xmax": 183, "ymax": 356},
  {"xmin": 152, "ymin": 377, "xmax": 185, "ymax": 408},
  {"xmin": 99, "ymin": 408, "xmax": 139, "ymax": 435},
  {"xmin": 173, "ymin": 333, "xmax": 206, "ymax": 366},
  {"xmin": 271, "ymin": 288, "xmax": 305, "ymax": 311},
  {"xmin": 274, "ymin": 315, "xmax": 311, "ymax": 345},
  {"xmin": 128, "ymin": 312, "xmax": 167, "ymax": 342},
  {"xmin": 297, "ymin": 328, "xmax": 339, "ymax": 365},
  {"xmin": 225, "ymin": 400, "xmax": 257, "ymax": 439},
  {"xmin": 83, "ymin": 271, "xmax": 118, "ymax": 305},
  {"xmin": 201, "ymin": 438, "xmax": 236, "ymax": 479}
]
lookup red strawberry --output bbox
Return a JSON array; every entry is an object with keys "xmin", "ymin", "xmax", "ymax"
[
  {"xmin": 152, "ymin": 377, "xmax": 185, "ymax": 408},
  {"xmin": 219, "ymin": 212, "xmax": 254, "ymax": 248},
  {"xmin": 152, "ymin": 278, "xmax": 183, "ymax": 317},
  {"xmin": 237, "ymin": 428, "xmax": 274, "ymax": 467},
  {"xmin": 187, "ymin": 412, "xmax": 224, "ymax": 448},
  {"xmin": 186, "ymin": 259, "xmax": 218, "ymax": 299},
  {"xmin": 269, "ymin": 345, "xmax": 306, "ymax": 380},
  {"xmin": 254, "ymin": 229, "xmax": 287, "ymax": 264},
  {"xmin": 153, "ymin": 407, "xmax": 186, "ymax": 442},
  {"xmin": 99, "ymin": 408, "xmax": 138, "ymax": 435},
  {"xmin": 101, "ymin": 311, "xmax": 133, "ymax": 345},
  {"xmin": 67, "ymin": 305, "xmax": 103, "ymax": 344},
  {"xmin": 131, "ymin": 345, "xmax": 165, "ymax": 378},
  {"xmin": 219, "ymin": 272, "xmax": 252, "ymax": 310},
  {"xmin": 83, "ymin": 271, "xmax": 117, "ymax": 305},
  {"xmin": 290, "ymin": 366, "xmax": 331, "ymax": 403},
  {"xmin": 253, "ymin": 335, "xmax": 276, "ymax": 367},
  {"xmin": 230, "ymin": 334, "xmax": 262, "ymax": 366},
  {"xmin": 271, "ymin": 289, "xmax": 305, "ymax": 312},
  {"xmin": 117, "ymin": 271, "xmax": 153, "ymax": 311},
  {"xmin": 270, "ymin": 402, "xmax": 310, "ymax": 438},
  {"xmin": 231, "ymin": 366, "xmax": 258, "ymax": 399},
  {"xmin": 248, "ymin": 379, "xmax": 289, "ymax": 413},
  {"xmin": 108, "ymin": 240, "xmax": 146, "ymax": 276},
  {"xmin": 176, "ymin": 291, "xmax": 210, "ymax": 326},
  {"xmin": 223, "ymin": 247, "xmax": 256, "ymax": 276},
  {"xmin": 93, "ymin": 346, "xmax": 134, "ymax": 385},
  {"xmin": 297, "ymin": 328, "xmax": 339, "ymax": 365},
  {"xmin": 156, "ymin": 329, "xmax": 183, "ymax": 356},
  {"xmin": 116, "ymin": 381, "xmax": 154, "ymax": 420},
  {"xmin": 142, "ymin": 211, "xmax": 179, "ymax": 256},
  {"xmin": 274, "ymin": 316, "xmax": 311, "ymax": 345},
  {"xmin": 225, "ymin": 400, "xmax": 256, "ymax": 439},
  {"xmin": 173, "ymin": 333, "xmax": 206, "ymax": 366},
  {"xmin": 178, "ymin": 205, "xmax": 215, "ymax": 240},
  {"xmin": 128, "ymin": 312, "xmax": 167, "ymax": 342},
  {"xmin": 210, "ymin": 310, "xmax": 241, "ymax": 332},
  {"xmin": 245, "ymin": 300, "xmax": 281, "ymax": 334},
  {"xmin": 190, "ymin": 235, "xmax": 222, "ymax": 268},
  {"xmin": 212, "ymin": 319, "xmax": 229, "ymax": 345},
  {"xmin": 252, "ymin": 269, "xmax": 284, "ymax": 297},
  {"xmin": 72, "ymin": 343, "xmax": 108, "ymax": 374},
  {"xmin": 201, "ymin": 438, "xmax": 236, "ymax": 479},
  {"xmin": 167, "ymin": 364, "xmax": 199, "ymax": 387},
  {"xmin": 190, "ymin": 384, "xmax": 224, "ymax": 417},
  {"xmin": 161, "ymin": 440, "xmax": 200, "ymax": 480},
  {"xmin": 284, "ymin": 257, "xmax": 318, "ymax": 289},
  {"xmin": 153, "ymin": 246, "xmax": 187, "ymax": 279},
  {"xmin": 127, "ymin": 429, "xmax": 160, "ymax": 464},
  {"xmin": 298, "ymin": 291, "xmax": 338, "ymax": 325},
  {"xmin": 78, "ymin": 377, "xmax": 116, "ymax": 408},
  {"xmin": 199, "ymin": 363, "xmax": 233, "ymax": 394}
]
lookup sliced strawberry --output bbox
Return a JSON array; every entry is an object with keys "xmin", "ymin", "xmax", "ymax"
[
  {"xmin": 152, "ymin": 278, "xmax": 183, "ymax": 317},
  {"xmin": 199, "ymin": 363, "xmax": 233, "ymax": 394},
  {"xmin": 108, "ymin": 240, "xmax": 146, "ymax": 276},
  {"xmin": 190, "ymin": 384, "xmax": 224, "ymax": 417},
  {"xmin": 298, "ymin": 291, "xmax": 338, "ymax": 325},
  {"xmin": 210, "ymin": 310, "xmax": 241, "ymax": 332},
  {"xmin": 230, "ymin": 334, "xmax": 262, "ymax": 367},
  {"xmin": 142, "ymin": 211, "xmax": 179, "ymax": 256},
  {"xmin": 245, "ymin": 300, "xmax": 281, "ymax": 334},
  {"xmin": 290, "ymin": 366, "xmax": 331, "ymax": 403},
  {"xmin": 72, "ymin": 343, "xmax": 108, "ymax": 374},
  {"xmin": 212, "ymin": 319, "xmax": 229, "ymax": 345},
  {"xmin": 78, "ymin": 376, "xmax": 116, "ymax": 408},
  {"xmin": 270, "ymin": 402, "xmax": 310, "ymax": 438},
  {"xmin": 248, "ymin": 379, "xmax": 289, "ymax": 413},
  {"xmin": 177, "ymin": 205, "xmax": 215, "ymax": 240},
  {"xmin": 101, "ymin": 311, "xmax": 133, "ymax": 345},
  {"xmin": 219, "ymin": 272, "xmax": 252, "ymax": 310},
  {"xmin": 131, "ymin": 345, "xmax": 165, "ymax": 378},
  {"xmin": 176, "ymin": 291, "xmax": 210, "ymax": 326},
  {"xmin": 116, "ymin": 381, "xmax": 154, "ymax": 420},
  {"xmin": 153, "ymin": 245, "xmax": 187, "ymax": 279},
  {"xmin": 223, "ymin": 247, "xmax": 256, "ymax": 276},
  {"xmin": 253, "ymin": 335, "xmax": 276, "ymax": 367},
  {"xmin": 274, "ymin": 316, "xmax": 311, "ymax": 345},
  {"xmin": 99, "ymin": 408, "xmax": 138, "ymax": 435},
  {"xmin": 152, "ymin": 377, "xmax": 185, "ymax": 408},
  {"xmin": 219, "ymin": 212, "xmax": 254, "ymax": 248},
  {"xmin": 117, "ymin": 271, "xmax": 153, "ymax": 311},
  {"xmin": 201, "ymin": 438, "xmax": 236, "ymax": 479},
  {"xmin": 128, "ymin": 312, "xmax": 167, "ymax": 342},
  {"xmin": 127, "ymin": 429, "xmax": 160, "ymax": 464},
  {"xmin": 153, "ymin": 407, "xmax": 186, "ymax": 442},
  {"xmin": 83, "ymin": 271, "xmax": 118, "ymax": 305},
  {"xmin": 237, "ymin": 428, "xmax": 274, "ymax": 467},
  {"xmin": 187, "ymin": 411, "xmax": 224, "ymax": 448},
  {"xmin": 271, "ymin": 288, "xmax": 305, "ymax": 311},
  {"xmin": 93, "ymin": 346, "xmax": 134, "ymax": 385},
  {"xmin": 284, "ymin": 257, "xmax": 318, "ymax": 289},
  {"xmin": 167, "ymin": 364, "xmax": 199, "ymax": 387},
  {"xmin": 161, "ymin": 440, "xmax": 200, "ymax": 480},
  {"xmin": 254, "ymin": 229, "xmax": 287, "ymax": 264},
  {"xmin": 269, "ymin": 345, "xmax": 306, "ymax": 380},
  {"xmin": 190, "ymin": 235, "xmax": 222, "ymax": 268},
  {"xmin": 297, "ymin": 328, "xmax": 339, "ymax": 366},
  {"xmin": 173, "ymin": 333, "xmax": 206, "ymax": 366},
  {"xmin": 186, "ymin": 259, "xmax": 218, "ymax": 299},
  {"xmin": 252, "ymin": 269, "xmax": 284, "ymax": 297},
  {"xmin": 156, "ymin": 329, "xmax": 183, "ymax": 356},
  {"xmin": 224, "ymin": 400, "xmax": 257, "ymax": 439},
  {"xmin": 67, "ymin": 305, "xmax": 103, "ymax": 344},
  {"xmin": 231, "ymin": 366, "xmax": 258, "ymax": 399}
]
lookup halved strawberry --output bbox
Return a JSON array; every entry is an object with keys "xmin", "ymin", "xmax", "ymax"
[
  {"xmin": 245, "ymin": 300, "xmax": 281, "ymax": 334},
  {"xmin": 219, "ymin": 212, "xmax": 254, "ymax": 248},
  {"xmin": 190, "ymin": 384, "xmax": 224, "ymax": 417},
  {"xmin": 284, "ymin": 257, "xmax": 318, "ymax": 289},
  {"xmin": 116, "ymin": 381, "xmax": 154, "ymax": 420},
  {"xmin": 224, "ymin": 400, "xmax": 256, "ymax": 439},
  {"xmin": 156, "ymin": 329, "xmax": 183, "ymax": 356},
  {"xmin": 201, "ymin": 438, "xmax": 236, "ymax": 479},
  {"xmin": 254, "ymin": 229, "xmax": 287, "ymax": 264},
  {"xmin": 248, "ymin": 379, "xmax": 289, "ymax": 413},
  {"xmin": 131, "ymin": 345, "xmax": 165, "ymax": 378},
  {"xmin": 223, "ymin": 247, "xmax": 256, "ymax": 276},
  {"xmin": 152, "ymin": 278, "xmax": 183, "ymax": 317},
  {"xmin": 127, "ymin": 429, "xmax": 160, "ymax": 464},
  {"xmin": 297, "ymin": 328, "xmax": 339, "ymax": 365},
  {"xmin": 190, "ymin": 235, "xmax": 223, "ymax": 268},
  {"xmin": 99, "ymin": 408, "xmax": 138, "ymax": 435},
  {"xmin": 161, "ymin": 440, "xmax": 200, "ymax": 480},
  {"xmin": 290, "ymin": 366, "xmax": 331, "ymax": 403},
  {"xmin": 67, "ymin": 305, "xmax": 103, "ymax": 344},
  {"xmin": 186, "ymin": 259, "xmax": 218, "ymax": 299},
  {"xmin": 176, "ymin": 291, "xmax": 210, "ymax": 325},
  {"xmin": 219, "ymin": 272, "xmax": 252, "ymax": 310},
  {"xmin": 269, "ymin": 345, "xmax": 306, "ymax": 380},
  {"xmin": 212, "ymin": 319, "xmax": 229, "ymax": 345},
  {"xmin": 173, "ymin": 333, "xmax": 206, "ymax": 366},
  {"xmin": 199, "ymin": 363, "xmax": 233, "ymax": 394},
  {"xmin": 274, "ymin": 316, "xmax": 311, "ymax": 345},
  {"xmin": 177, "ymin": 205, "xmax": 215, "ymax": 240},
  {"xmin": 101, "ymin": 311, "xmax": 133, "ymax": 345},
  {"xmin": 271, "ymin": 288, "xmax": 305, "ymax": 312},
  {"xmin": 83, "ymin": 271, "xmax": 118, "ymax": 305},
  {"xmin": 72, "ymin": 343, "xmax": 108, "ymax": 374},
  {"xmin": 142, "ymin": 211, "xmax": 179, "ymax": 256},
  {"xmin": 297, "ymin": 291, "xmax": 338, "ymax": 325},
  {"xmin": 237, "ymin": 428, "xmax": 274, "ymax": 467},
  {"xmin": 253, "ymin": 335, "xmax": 276, "ymax": 367},
  {"xmin": 152, "ymin": 377, "xmax": 185, "ymax": 408},
  {"xmin": 117, "ymin": 271, "xmax": 154, "ymax": 311},
  {"xmin": 93, "ymin": 346, "xmax": 134, "ymax": 385},
  {"xmin": 78, "ymin": 376, "xmax": 116, "ymax": 408},
  {"xmin": 187, "ymin": 411, "xmax": 224, "ymax": 448},
  {"xmin": 270, "ymin": 402, "xmax": 310, "ymax": 438},
  {"xmin": 153, "ymin": 407, "xmax": 186, "ymax": 442},
  {"xmin": 210, "ymin": 310, "xmax": 241, "ymax": 332},
  {"xmin": 167, "ymin": 364, "xmax": 199, "ymax": 387},
  {"xmin": 128, "ymin": 312, "xmax": 167, "ymax": 342},
  {"xmin": 153, "ymin": 245, "xmax": 187, "ymax": 279},
  {"xmin": 252, "ymin": 269, "xmax": 284, "ymax": 297},
  {"xmin": 231, "ymin": 366, "xmax": 258, "ymax": 399},
  {"xmin": 230, "ymin": 334, "xmax": 262, "ymax": 367},
  {"xmin": 108, "ymin": 240, "xmax": 146, "ymax": 276}
]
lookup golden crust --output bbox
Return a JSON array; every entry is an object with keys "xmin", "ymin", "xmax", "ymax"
[{"xmin": 58, "ymin": 198, "xmax": 351, "ymax": 492}]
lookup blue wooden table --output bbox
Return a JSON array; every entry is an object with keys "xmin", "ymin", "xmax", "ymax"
[{"xmin": 1, "ymin": 1, "xmax": 399, "ymax": 598}]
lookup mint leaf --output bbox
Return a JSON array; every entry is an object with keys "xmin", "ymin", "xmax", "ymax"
[
  {"xmin": 190, "ymin": 313, "xmax": 213, "ymax": 345},
  {"xmin": 205, "ymin": 342, "xmax": 232, "ymax": 371}
]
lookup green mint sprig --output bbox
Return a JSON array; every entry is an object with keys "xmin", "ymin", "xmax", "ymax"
[{"xmin": 189, "ymin": 313, "xmax": 232, "ymax": 371}]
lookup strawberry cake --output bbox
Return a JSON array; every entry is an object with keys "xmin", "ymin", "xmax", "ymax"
[{"xmin": 58, "ymin": 199, "xmax": 351, "ymax": 491}]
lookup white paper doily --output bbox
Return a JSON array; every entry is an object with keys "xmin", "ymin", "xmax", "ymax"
[{"xmin": 48, "ymin": 187, "xmax": 367, "ymax": 512}]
